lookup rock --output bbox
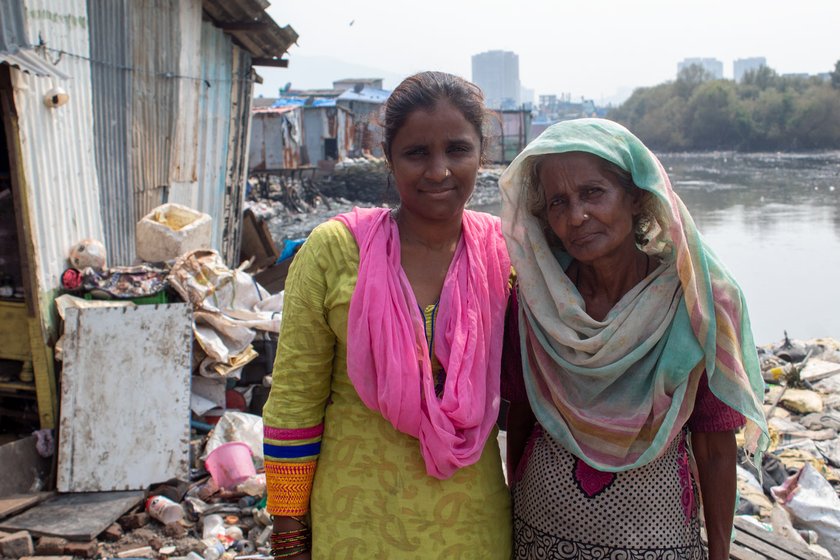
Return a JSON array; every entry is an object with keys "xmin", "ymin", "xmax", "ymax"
[
  {"xmin": 35, "ymin": 536, "xmax": 67, "ymax": 555},
  {"xmin": 0, "ymin": 531, "xmax": 34, "ymax": 558},
  {"xmin": 20, "ymin": 556, "xmax": 72, "ymax": 560},
  {"xmin": 62, "ymin": 540, "xmax": 98, "ymax": 558},
  {"xmin": 162, "ymin": 523, "xmax": 188, "ymax": 538},
  {"xmin": 119, "ymin": 512, "xmax": 150, "ymax": 530},
  {"xmin": 101, "ymin": 522, "xmax": 124, "ymax": 542},
  {"xmin": 780, "ymin": 388, "xmax": 824, "ymax": 414},
  {"xmin": 126, "ymin": 526, "xmax": 163, "ymax": 550}
]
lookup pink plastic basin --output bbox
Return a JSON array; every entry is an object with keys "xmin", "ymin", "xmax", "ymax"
[{"xmin": 204, "ymin": 442, "xmax": 256, "ymax": 489}]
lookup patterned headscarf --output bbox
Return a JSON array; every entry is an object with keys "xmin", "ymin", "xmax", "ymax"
[{"xmin": 499, "ymin": 118, "xmax": 768, "ymax": 471}]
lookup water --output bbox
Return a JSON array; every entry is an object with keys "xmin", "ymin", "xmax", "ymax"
[{"xmin": 472, "ymin": 152, "xmax": 840, "ymax": 345}]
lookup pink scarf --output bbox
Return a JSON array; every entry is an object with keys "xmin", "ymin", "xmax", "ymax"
[{"xmin": 334, "ymin": 207, "xmax": 510, "ymax": 479}]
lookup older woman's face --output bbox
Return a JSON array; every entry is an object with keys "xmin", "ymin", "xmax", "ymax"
[{"xmin": 539, "ymin": 152, "xmax": 640, "ymax": 265}]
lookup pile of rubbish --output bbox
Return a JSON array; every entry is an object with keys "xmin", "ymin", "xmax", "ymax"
[
  {"xmin": 0, "ymin": 203, "xmax": 288, "ymax": 559},
  {"xmin": 734, "ymin": 334, "xmax": 840, "ymax": 557}
]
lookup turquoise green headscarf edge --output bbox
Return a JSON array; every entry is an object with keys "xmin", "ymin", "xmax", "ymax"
[{"xmin": 499, "ymin": 118, "xmax": 770, "ymax": 468}]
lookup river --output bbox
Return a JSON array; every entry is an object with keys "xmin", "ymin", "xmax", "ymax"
[{"xmin": 471, "ymin": 151, "xmax": 840, "ymax": 345}]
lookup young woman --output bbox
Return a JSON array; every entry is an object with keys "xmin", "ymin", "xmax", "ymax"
[{"xmin": 262, "ymin": 72, "xmax": 512, "ymax": 559}]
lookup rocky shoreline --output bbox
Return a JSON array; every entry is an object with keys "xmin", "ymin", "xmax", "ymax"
[{"xmin": 246, "ymin": 160, "xmax": 505, "ymax": 246}]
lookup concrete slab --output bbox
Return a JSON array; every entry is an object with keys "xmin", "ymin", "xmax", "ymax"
[{"xmin": 0, "ymin": 491, "xmax": 143, "ymax": 542}]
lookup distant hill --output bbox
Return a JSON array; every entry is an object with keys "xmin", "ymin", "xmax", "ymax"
[{"xmin": 253, "ymin": 54, "xmax": 406, "ymax": 98}]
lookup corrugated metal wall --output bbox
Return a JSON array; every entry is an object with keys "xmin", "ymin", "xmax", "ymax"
[
  {"xmin": 248, "ymin": 108, "xmax": 302, "ymax": 171},
  {"xmin": 15, "ymin": 0, "xmax": 103, "ymax": 316},
  {"xmin": 88, "ymin": 0, "xmax": 133, "ymax": 264},
  {"xmin": 219, "ymin": 45, "xmax": 252, "ymax": 264},
  {"xmin": 130, "ymin": 0, "xmax": 179, "ymax": 224},
  {"xmin": 302, "ymin": 107, "xmax": 324, "ymax": 165},
  {"xmin": 0, "ymin": 0, "xmax": 29, "ymax": 51},
  {"xmin": 196, "ymin": 21, "xmax": 233, "ymax": 253},
  {"xmin": 167, "ymin": 0, "xmax": 201, "ymax": 201},
  {"xmin": 12, "ymin": 0, "xmax": 255, "ymax": 297}
]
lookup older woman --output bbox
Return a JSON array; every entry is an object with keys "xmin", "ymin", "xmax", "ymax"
[
  {"xmin": 262, "ymin": 72, "xmax": 512, "ymax": 559},
  {"xmin": 500, "ymin": 119, "xmax": 768, "ymax": 560}
]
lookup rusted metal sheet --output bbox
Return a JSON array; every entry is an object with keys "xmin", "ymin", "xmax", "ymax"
[
  {"xmin": 130, "ymin": 0, "xmax": 179, "ymax": 222},
  {"xmin": 486, "ymin": 109, "xmax": 532, "ymax": 164},
  {"xmin": 57, "ymin": 304, "xmax": 192, "ymax": 492},
  {"xmin": 339, "ymin": 106, "xmax": 354, "ymax": 158},
  {"xmin": 201, "ymin": 0, "xmax": 297, "ymax": 61},
  {"xmin": 249, "ymin": 105, "xmax": 302, "ymax": 170},
  {"xmin": 219, "ymin": 44, "xmax": 252, "ymax": 266}
]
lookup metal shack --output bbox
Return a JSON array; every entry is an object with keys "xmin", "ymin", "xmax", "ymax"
[
  {"xmin": 336, "ymin": 85, "xmax": 390, "ymax": 158},
  {"xmin": 486, "ymin": 109, "xmax": 532, "ymax": 164},
  {"xmin": 0, "ymin": 0, "xmax": 296, "ymax": 432},
  {"xmin": 249, "ymin": 98, "xmax": 354, "ymax": 171}
]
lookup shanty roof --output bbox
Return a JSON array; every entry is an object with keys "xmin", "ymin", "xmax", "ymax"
[
  {"xmin": 0, "ymin": 47, "xmax": 70, "ymax": 79},
  {"xmin": 202, "ymin": 0, "xmax": 298, "ymax": 66},
  {"xmin": 337, "ymin": 87, "xmax": 391, "ymax": 104}
]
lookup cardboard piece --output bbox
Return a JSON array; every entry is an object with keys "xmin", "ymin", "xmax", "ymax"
[
  {"xmin": 240, "ymin": 209, "xmax": 280, "ymax": 273},
  {"xmin": 0, "ymin": 493, "xmax": 53, "ymax": 520}
]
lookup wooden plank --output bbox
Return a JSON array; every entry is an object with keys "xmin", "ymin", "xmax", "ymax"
[
  {"xmin": 732, "ymin": 530, "xmax": 802, "ymax": 560},
  {"xmin": 29, "ymin": 316, "xmax": 57, "ymax": 430},
  {"xmin": 0, "ymin": 491, "xmax": 143, "ymax": 541},
  {"xmin": 0, "ymin": 493, "xmax": 53, "ymax": 519},
  {"xmin": 729, "ymin": 540, "xmax": 766, "ymax": 560},
  {"xmin": 734, "ymin": 518, "xmax": 825, "ymax": 560}
]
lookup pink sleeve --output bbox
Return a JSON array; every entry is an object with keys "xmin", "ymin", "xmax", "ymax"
[
  {"xmin": 688, "ymin": 372, "xmax": 746, "ymax": 432},
  {"xmin": 500, "ymin": 289, "xmax": 528, "ymax": 404}
]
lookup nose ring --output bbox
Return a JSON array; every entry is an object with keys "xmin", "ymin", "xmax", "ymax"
[
  {"xmin": 444, "ymin": 168, "xmax": 451, "ymax": 177},
  {"xmin": 583, "ymin": 213, "xmax": 590, "ymax": 220}
]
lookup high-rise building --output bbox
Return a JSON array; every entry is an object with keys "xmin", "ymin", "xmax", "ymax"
[
  {"xmin": 677, "ymin": 58, "xmax": 724, "ymax": 80},
  {"xmin": 471, "ymin": 50, "xmax": 521, "ymax": 109},
  {"xmin": 733, "ymin": 57, "xmax": 767, "ymax": 82}
]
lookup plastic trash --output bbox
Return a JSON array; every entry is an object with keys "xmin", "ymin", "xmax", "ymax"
[
  {"xmin": 146, "ymin": 495, "xmax": 185, "ymax": 525},
  {"xmin": 224, "ymin": 526, "xmax": 243, "ymax": 541},
  {"xmin": 202, "ymin": 514, "xmax": 225, "ymax": 542},
  {"xmin": 771, "ymin": 463, "xmax": 840, "ymax": 558},
  {"xmin": 204, "ymin": 442, "xmax": 256, "ymax": 490},
  {"xmin": 203, "ymin": 541, "xmax": 225, "ymax": 560},
  {"xmin": 236, "ymin": 473, "xmax": 266, "ymax": 497}
]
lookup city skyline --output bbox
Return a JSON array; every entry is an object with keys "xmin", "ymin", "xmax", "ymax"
[{"xmin": 261, "ymin": 0, "xmax": 840, "ymax": 105}]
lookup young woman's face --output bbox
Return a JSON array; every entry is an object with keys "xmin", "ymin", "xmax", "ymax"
[
  {"xmin": 539, "ymin": 152, "xmax": 640, "ymax": 265},
  {"xmin": 389, "ymin": 100, "xmax": 481, "ymax": 224}
]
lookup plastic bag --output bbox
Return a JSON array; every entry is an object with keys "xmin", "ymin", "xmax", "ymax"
[{"xmin": 771, "ymin": 463, "xmax": 840, "ymax": 557}]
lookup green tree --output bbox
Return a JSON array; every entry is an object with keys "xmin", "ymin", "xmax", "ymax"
[
  {"xmin": 741, "ymin": 66, "xmax": 778, "ymax": 90},
  {"xmin": 790, "ymin": 86, "xmax": 840, "ymax": 148},
  {"xmin": 831, "ymin": 60, "xmax": 840, "ymax": 89},
  {"xmin": 685, "ymin": 81, "xmax": 742, "ymax": 149},
  {"xmin": 675, "ymin": 64, "xmax": 715, "ymax": 99}
]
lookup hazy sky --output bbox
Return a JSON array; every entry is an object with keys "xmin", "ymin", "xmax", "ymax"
[{"xmin": 262, "ymin": 0, "xmax": 840, "ymax": 105}]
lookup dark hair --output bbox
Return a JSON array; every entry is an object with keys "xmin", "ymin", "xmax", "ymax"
[
  {"xmin": 381, "ymin": 71, "xmax": 489, "ymax": 163},
  {"xmin": 524, "ymin": 152, "xmax": 655, "ymax": 247}
]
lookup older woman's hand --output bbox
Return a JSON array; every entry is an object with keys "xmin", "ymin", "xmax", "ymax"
[{"xmin": 691, "ymin": 430, "xmax": 737, "ymax": 560}]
